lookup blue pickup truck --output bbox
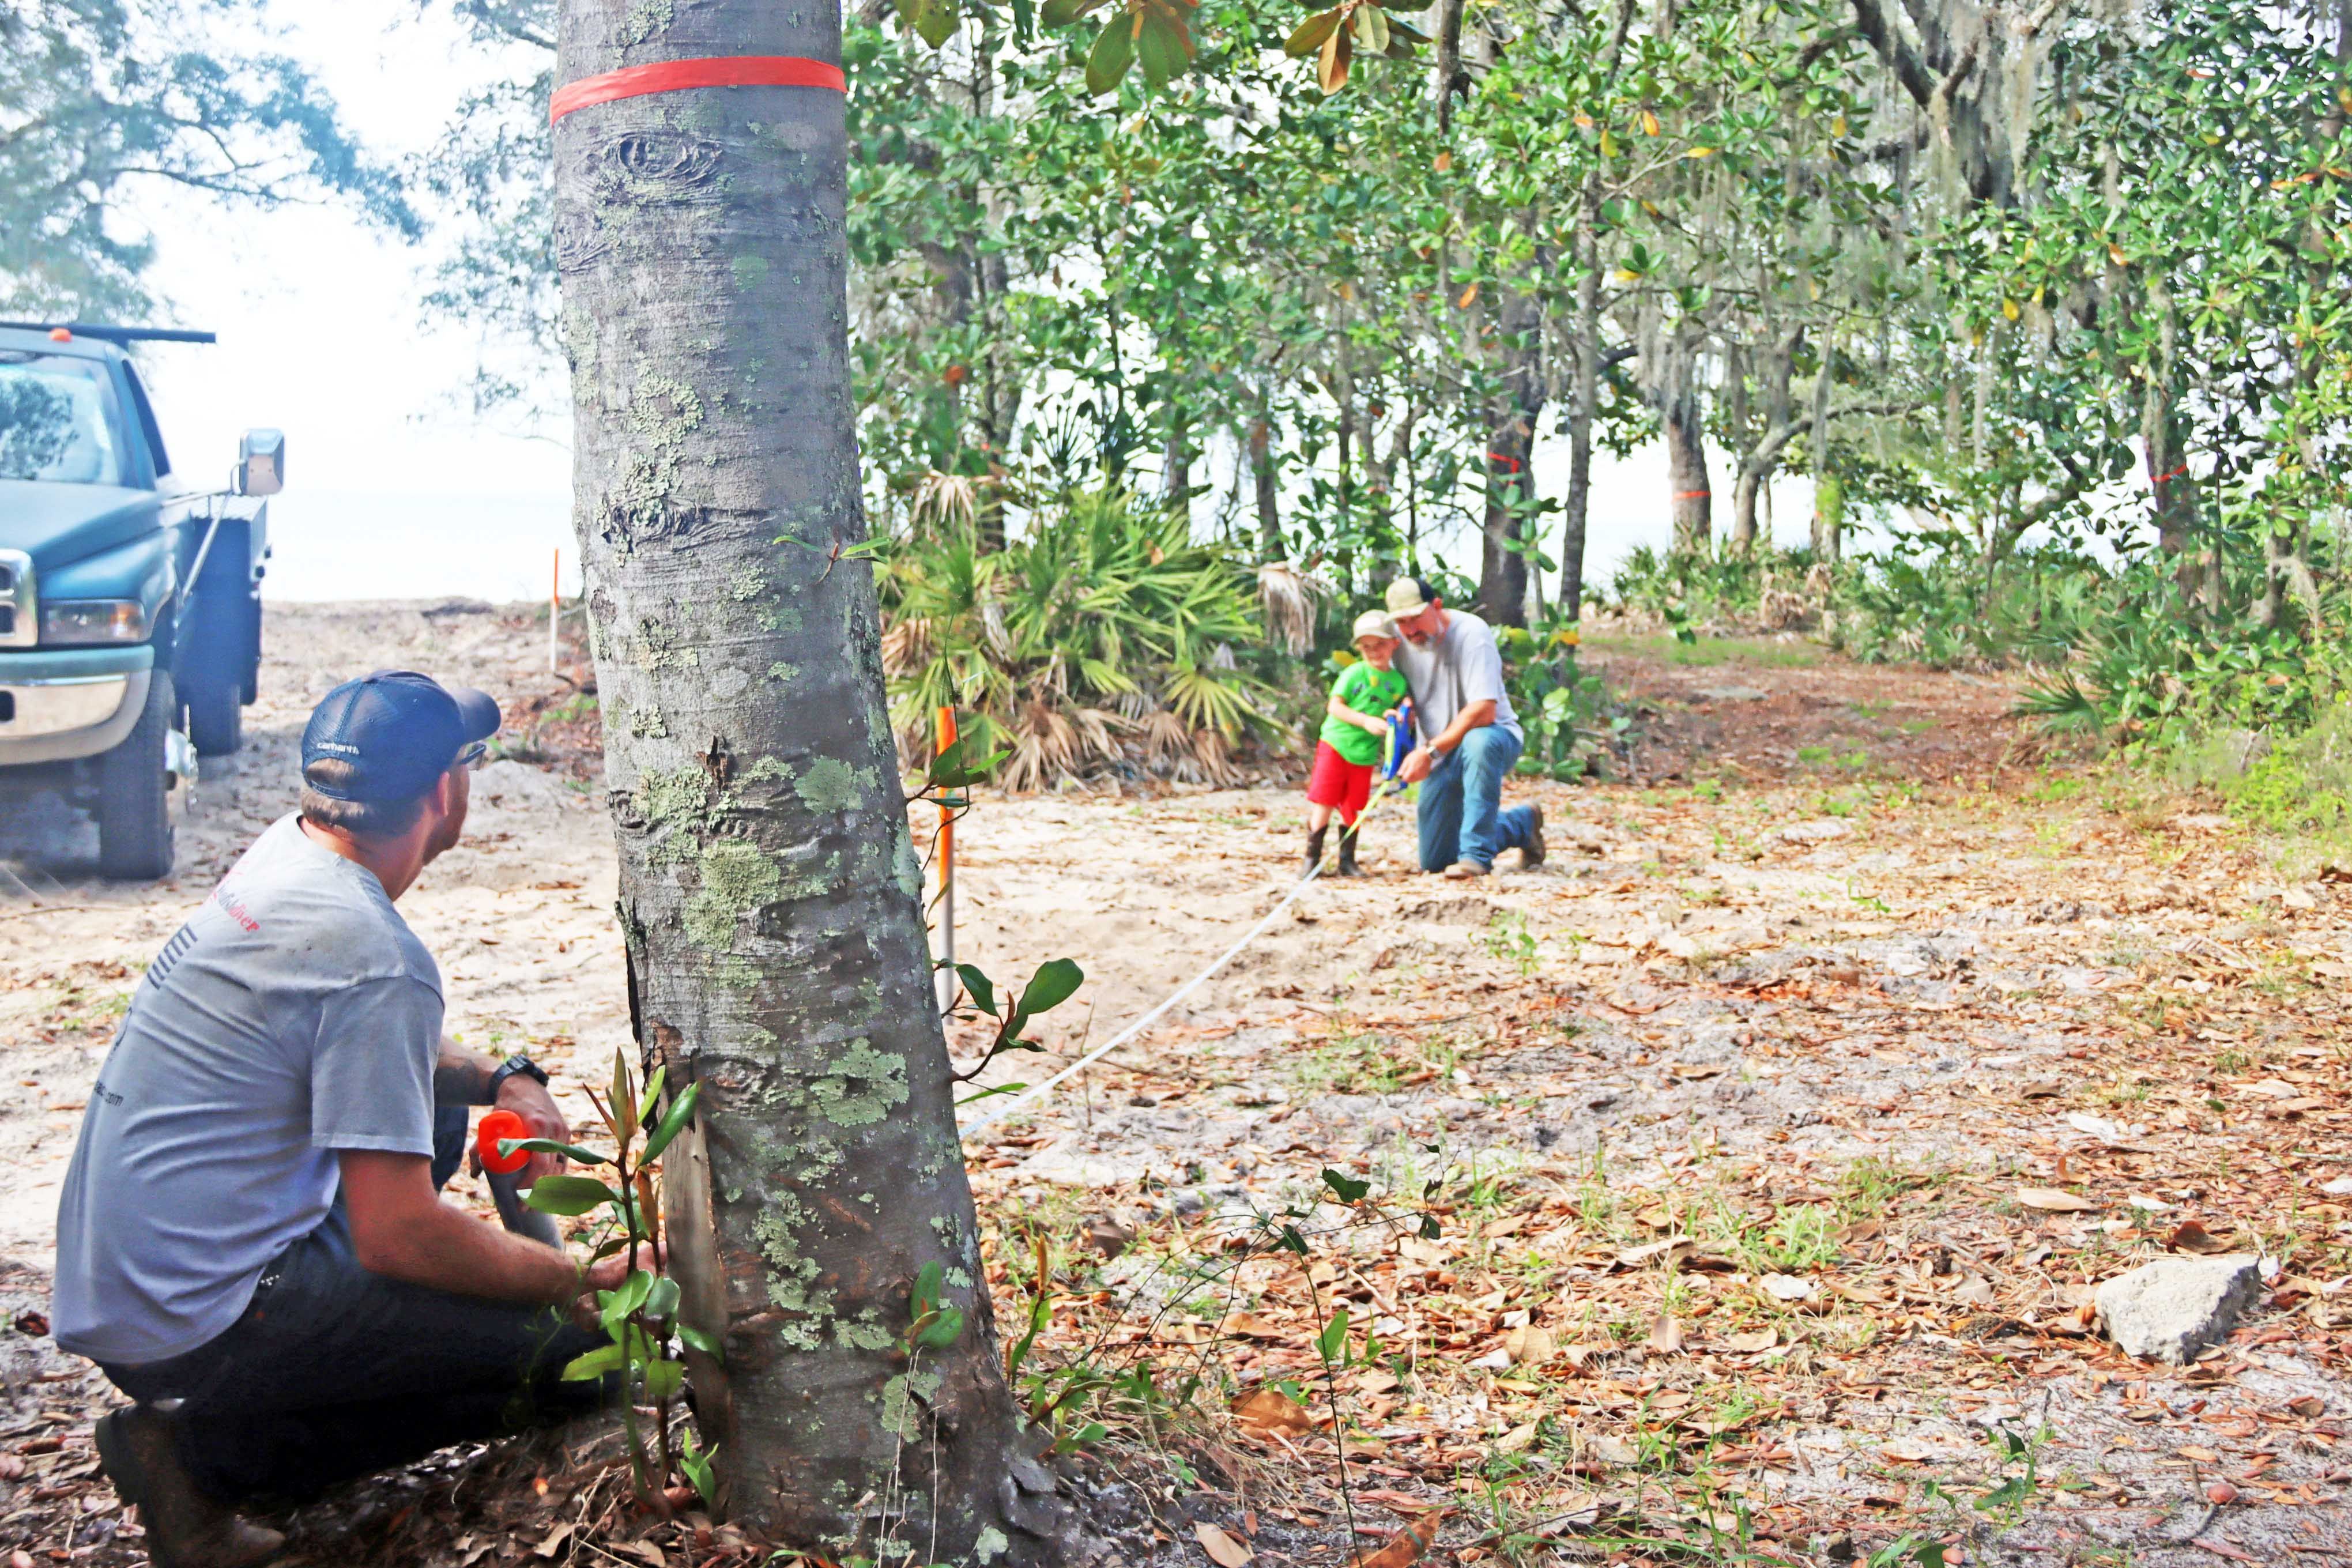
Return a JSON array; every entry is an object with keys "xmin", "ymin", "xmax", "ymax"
[{"xmin": 0, "ymin": 321, "xmax": 281, "ymax": 879}]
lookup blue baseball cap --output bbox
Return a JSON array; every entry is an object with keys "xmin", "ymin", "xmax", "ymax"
[{"xmin": 301, "ymin": 669, "xmax": 500, "ymax": 805}]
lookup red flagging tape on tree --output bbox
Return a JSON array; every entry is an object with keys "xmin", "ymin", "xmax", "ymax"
[
  {"xmin": 1673, "ymin": 489, "xmax": 1713, "ymax": 500},
  {"xmin": 1486, "ymin": 451, "xmax": 1524, "ymax": 472},
  {"xmin": 2149, "ymin": 463, "xmax": 2188, "ymax": 487},
  {"xmin": 551, "ymin": 55, "xmax": 847, "ymax": 123}
]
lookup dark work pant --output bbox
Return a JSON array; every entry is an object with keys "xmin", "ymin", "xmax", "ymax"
[{"xmin": 100, "ymin": 1106, "xmax": 605, "ymax": 1503}]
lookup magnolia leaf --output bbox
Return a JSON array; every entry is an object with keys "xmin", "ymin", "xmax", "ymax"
[
  {"xmin": 562, "ymin": 1343, "xmax": 627, "ymax": 1381},
  {"xmin": 913, "ymin": 0, "xmax": 958, "ymax": 48},
  {"xmin": 1137, "ymin": 7, "xmax": 1190, "ymax": 84},
  {"xmin": 526, "ymin": 1174, "xmax": 622, "ymax": 1216},
  {"xmin": 1040, "ymin": 0, "xmax": 1096, "ymax": 22},
  {"xmin": 1284, "ymin": 9, "xmax": 1341, "ymax": 57},
  {"xmin": 1086, "ymin": 14, "xmax": 1137, "ymax": 94},
  {"xmin": 1194, "ymin": 1523, "xmax": 1254, "ymax": 1567},
  {"xmin": 639, "ymin": 1081, "xmax": 703, "ymax": 1165},
  {"xmin": 1352, "ymin": 3, "xmax": 1388, "ymax": 51},
  {"xmin": 642, "ymin": 1356, "xmax": 686, "ymax": 1402},
  {"xmin": 643, "ymin": 1275, "xmax": 682, "ymax": 1322},
  {"xmin": 1640, "ymin": 108, "xmax": 1661, "ymax": 135},
  {"xmin": 915, "ymin": 1305, "xmax": 967, "ymax": 1349},
  {"xmin": 1019, "ymin": 958, "xmax": 1084, "ymax": 1016},
  {"xmin": 678, "ymin": 1322, "xmax": 726, "ymax": 1360},
  {"xmin": 500, "ymin": 1137, "xmax": 610, "ymax": 1166},
  {"xmin": 1317, "ymin": 19, "xmax": 1351, "ymax": 91},
  {"xmin": 953, "ymin": 963, "xmax": 998, "ymax": 1016}
]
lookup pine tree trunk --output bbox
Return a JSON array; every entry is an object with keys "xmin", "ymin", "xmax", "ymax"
[{"xmin": 552, "ymin": 3, "xmax": 1056, "ymax": 1557}]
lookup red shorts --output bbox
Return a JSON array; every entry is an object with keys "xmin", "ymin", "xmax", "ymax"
[{"xmin": 1305, "ymin": 741, "xmax": 1375, "ymax": 823}]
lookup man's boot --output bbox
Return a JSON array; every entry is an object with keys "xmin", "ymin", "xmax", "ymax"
[
  {"xmin": 96, "ymin": 1407, "xmax": 284, "ymax": 1568},
  {"xmin": 1521, "ymin": 805, "xmax": 1547, "ymax": 869},
  {"xmin": 1301, "ymin": 824, "xmax": 1328, "ymax": 877},
  {"xmin": 1336, "ymin": 830, "xmax": 1363, "ymax": 877}
]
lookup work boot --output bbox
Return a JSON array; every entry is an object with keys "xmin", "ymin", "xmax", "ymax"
[
  {"xmin": 1301, "ymin": 824, "xmax": 1328, "ymax": 877},
  {"xmin": 1443, "ymin": 860, "xmax": 1491, "ymax": 880},
  {"xmin": 96, "ymin": 1407, "xmax": 284, "ymax": 1568},
  {"xmin": 1521, "ymin": 805, "xmax": 1547, "ymax": 869},
  {"xmin": 1336, "ymin": 831, "xmax": 1363, "ymax": 877}
]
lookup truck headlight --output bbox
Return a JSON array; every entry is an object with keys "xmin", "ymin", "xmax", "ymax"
[{"xmin": 40, "ymin": 600, "xmax": 150, "ymax": 644}]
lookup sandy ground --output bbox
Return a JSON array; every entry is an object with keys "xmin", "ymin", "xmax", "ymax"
[{"xmin": 2, "ymin": 610, "xmax": 2349, "ymax": 1566}]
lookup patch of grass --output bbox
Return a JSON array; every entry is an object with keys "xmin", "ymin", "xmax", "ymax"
[
  {"xmin": 1837, "ymin": 1154, "xmax": 1946, "ymax": 1219},
  {"xmin": 1585, "ymin": 632, "xmax": 1823, "ymax": 669}
]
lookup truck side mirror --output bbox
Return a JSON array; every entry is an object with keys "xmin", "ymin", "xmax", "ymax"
[{"xmin": 236, "ymin": 429, "xmax": 285, "ymax": 497}]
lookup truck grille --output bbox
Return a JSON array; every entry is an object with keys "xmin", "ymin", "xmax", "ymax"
[{"xmin": 0, "ymin": 551, "xmax": 32, "ymax": 648}]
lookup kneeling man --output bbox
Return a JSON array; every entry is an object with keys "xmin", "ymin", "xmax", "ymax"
[
  {"xmin": 55, "ymin": 671, "xmax": 640, "ymax": 1568},
  {"xmin": 1386, "ymin": 576, "xmax": 1547, "ymax": 878}
]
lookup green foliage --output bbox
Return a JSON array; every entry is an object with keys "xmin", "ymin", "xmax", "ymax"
[
  {"xmin": 3, "ymin": 0, "xmax": 415, "ymax": 319},
  {"xmin": 1497, "ymin": 627, "xmax": 1625, "ymax": 782},
  {"xmin": 881, "ymin": 488, "xmax": 1277, "ymax": 789},
  {"xmin": 524, "ymin": 1050, "xmax": 709, "ymax": 1507}
]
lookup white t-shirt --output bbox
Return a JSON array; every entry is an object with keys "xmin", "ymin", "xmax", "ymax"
[
  {"xmin": 1396, "ymin": 608, "xmax": 1522, "ymax": 744},
  {"xmin": 54, "ymin": 816, "xmax": 443, "ymax": 1365}
]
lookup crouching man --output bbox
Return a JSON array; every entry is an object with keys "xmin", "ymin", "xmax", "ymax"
[{"xmin": 54, "ymin": 671, "xmax": 644, "ymax": 1568}]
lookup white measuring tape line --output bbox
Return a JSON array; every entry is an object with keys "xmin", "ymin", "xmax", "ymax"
[{"xmin": 956, "ymin": 766, "xmax": 1406, "ymax": 1140}]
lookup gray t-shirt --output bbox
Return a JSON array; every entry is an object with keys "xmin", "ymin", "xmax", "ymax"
[
  {"xmin": 54, "ymin": 816, "xmax": 443, "ymax": 1365},
  {"xmin": 1396, "ymin": 608, "xmax": 1522, "ymax": 745}
]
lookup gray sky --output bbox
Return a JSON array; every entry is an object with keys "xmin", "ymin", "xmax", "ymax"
[{"xmin": 127, "ymin": 3, "xmax": 1821, "ymax": 606}]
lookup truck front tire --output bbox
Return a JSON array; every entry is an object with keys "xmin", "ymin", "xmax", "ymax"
[{"xmin": 99, "ymin": 670, "xmax": 176, "ymax": 880}]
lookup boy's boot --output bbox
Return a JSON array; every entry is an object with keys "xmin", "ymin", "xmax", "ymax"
[
  {"xmin": 1336, "ymin": 830, "xmax": 1362, "ymax": 877},
  {"xmin": 1301, "ymin": 824, "xmax": 1328, "ymax": 876},
  {"xmin": 96, "ymin": 1407, "xmax": 284, "ymax": 1568}
]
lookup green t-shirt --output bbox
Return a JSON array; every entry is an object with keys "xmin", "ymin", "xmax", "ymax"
[{"xmin": 1318, "ymin": 660, "xmax": 1409, "ymax": 766}]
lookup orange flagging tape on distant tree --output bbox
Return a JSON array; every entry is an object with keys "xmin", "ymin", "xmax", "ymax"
[{"xmin": 550, "ymin": 55, "xmax": 847, "ymax": 123}]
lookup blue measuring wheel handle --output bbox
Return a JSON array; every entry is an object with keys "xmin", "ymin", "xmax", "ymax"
[{"xmin": 1385, "ymin": 702, "xmax": 1415, "ymax": 779}]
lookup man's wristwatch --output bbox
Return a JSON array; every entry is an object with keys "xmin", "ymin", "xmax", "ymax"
[{"xmin": 484, "ymin": 1054, "xmax": 551, "ymax": 1105}]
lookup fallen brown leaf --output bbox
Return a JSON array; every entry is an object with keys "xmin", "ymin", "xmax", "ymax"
[
  {"xmin": 2015, "ymin": 1186, "xmax": 2101, "ymax": 1212},
  {"xmin": 2169, "ymin": 1219, "xmax": 2233, "ymax": 1254},
  {"xmin": 1724, "ymin": 1328, "xmax": 1778, "ymax": 1354},
  {"xmin": 1195, "ymin": 1522, "xmax": 1253, "ymax": 1567},
  {"xmin": 1232, "ymin": 1387, "xmax": 1315, "ymax": 1434},
  {"xmin": 1355, "ymin": 1490, "xmax": 1443, "ymax": 1516},
  {"xmin": 1645, "ymin": 1312, "xmax": 1683, "ymax": 1354},
  {"xmin": 1227, "ymin": 1311, "xmax": 1286, "ymax": 1340},
  {"xmin": 1356, "ymin": 1508, "xmax": 1446, "ymax": 1568}
]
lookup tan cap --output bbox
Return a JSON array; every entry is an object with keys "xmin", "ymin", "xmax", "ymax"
[
  {"xmin": 1384, "ymin": 576, "xmax": 1433, "ymax": 617},
  {"xmin": 1351, "ymin": 610, "xmax": 1398, "ymax": 643}
]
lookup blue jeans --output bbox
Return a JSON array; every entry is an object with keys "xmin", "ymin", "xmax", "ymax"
[
  {"xmin": 1416, "ymin": 726, "xmax": 1536, "ymax": 871},
  {"xmin": 99, "ymin": 1106, "xmax": 604, "ymax": 1503}
]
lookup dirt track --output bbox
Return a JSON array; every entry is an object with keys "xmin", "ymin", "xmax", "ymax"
[{"xmin": 3, "ymin": 608, "xmax": 2350, "ymax": 1566}]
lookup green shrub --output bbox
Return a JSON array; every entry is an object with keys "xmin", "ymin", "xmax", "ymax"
[{"xmin": 880, "ymin": 488, "xmax": 1279, "ymax": 789}]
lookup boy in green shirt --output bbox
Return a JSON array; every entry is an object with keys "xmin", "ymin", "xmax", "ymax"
[{"xmin": 1304, "ymin": 610, "xmax": 1410, "ymax": 877}]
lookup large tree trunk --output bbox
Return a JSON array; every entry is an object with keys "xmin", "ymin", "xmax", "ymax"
[
  {"xmin": 1664, "ymin": 389, "xmax": 1711, "ymax": 555},
  {"xmin": 1645, "ymin": 312, "xmax": 1710, "ymax": 555},
  {"xmin": 552, "ymin": 3, "xmax": 1054, "ymax": 1559}
]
